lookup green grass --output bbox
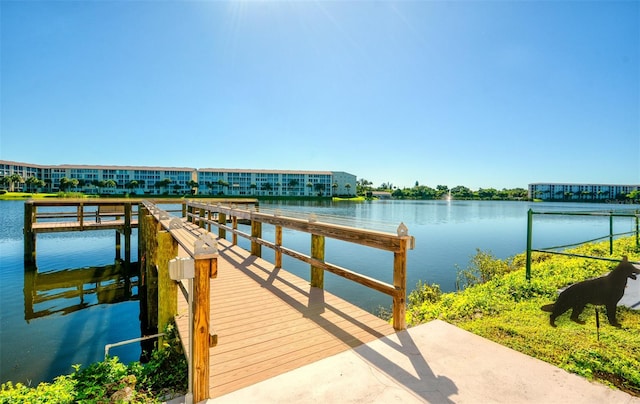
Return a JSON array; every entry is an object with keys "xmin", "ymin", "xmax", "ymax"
[
  {"xmin": 332, "ymin": 196, "xmax": 367, "ymax": 201},
  {"xmin": 0, "ymin": 192, "xmax": 59, "ymax": 199},
  {"xmin": 407, "ymin": 237, "xmax": 640, "ymax": 396}
]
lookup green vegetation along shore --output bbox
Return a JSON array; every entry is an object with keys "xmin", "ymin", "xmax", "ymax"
[{"xmin": 405, "ymin": 237, "xmax": 640, "ymax": 396}]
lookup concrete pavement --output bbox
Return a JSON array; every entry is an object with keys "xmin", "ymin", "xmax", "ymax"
[{"xmin": 208, "ymin": 320, "xmax": 639, "ymax": 404}]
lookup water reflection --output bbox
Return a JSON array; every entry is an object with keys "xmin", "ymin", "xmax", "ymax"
[{"xmin": 24, "ymin": 261, "xmax": 139, "ymax": 321}]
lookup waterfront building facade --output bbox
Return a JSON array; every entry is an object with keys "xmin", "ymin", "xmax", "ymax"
[
  {"xmin": 0, "ymin": 160, "xmax": 356, "ymax": 197},
  {"xmin": 528, "ymin": 183, "xmax": 639, "ymax": 201}
]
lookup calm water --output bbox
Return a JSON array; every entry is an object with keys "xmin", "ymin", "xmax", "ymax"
[{"xmin": 1, "ymin": 199, "xmax": 638, "ymax": 385}]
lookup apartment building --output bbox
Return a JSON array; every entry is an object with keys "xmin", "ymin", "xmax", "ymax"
[
  {"xmin": 528, "ymin": 183, "xmax": 639, "ymax": 201},
  {"xmin": 0, "ymin": 160, "xmax": 356, "ymax": 197}
]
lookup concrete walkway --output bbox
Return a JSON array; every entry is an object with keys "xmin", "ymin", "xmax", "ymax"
[{"xmin": 208, "ymin": 320, "xmax": 639, "ymax": 404}]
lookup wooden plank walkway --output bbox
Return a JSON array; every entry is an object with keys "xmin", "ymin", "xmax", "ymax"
[
  {"xmin": 175, "ymin": 238, "xmax": 396, "ymax": 399},
  {"xmin": 31, "ymin": 219, "xmax": 139, "ymax": 233}
]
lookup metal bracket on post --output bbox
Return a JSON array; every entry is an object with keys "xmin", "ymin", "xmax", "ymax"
[
  {"xmin": 194, "ymin": 233, "xmax": 218, "ymax": 256},
  {"xmin": 167, "ymin": 255, "xmax": 196, "ymax": 404}
]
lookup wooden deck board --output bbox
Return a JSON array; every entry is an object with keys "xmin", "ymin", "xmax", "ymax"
[
  {"xmin": 175, "ymin": 238, "xmax": 396, "ymax": 399},
  {"xmin": 31, "ymin": 219, "xmax": 138, "ymax": 233}
]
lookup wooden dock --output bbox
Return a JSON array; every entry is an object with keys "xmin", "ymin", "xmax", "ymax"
[
  {"xmin": 23, "ymin": 198, "xmax": 412, "ymax": 402},
  {"xmin": 174, "ymin": 239, "xmax": 396, "ymax": 398}
]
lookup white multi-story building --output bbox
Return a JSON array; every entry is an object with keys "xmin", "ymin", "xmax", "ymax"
[
  {"xmin": 528, "ymin": 183, "xmax": 639, "ymax": 201},
  {"xmin": 197, "ymin": 168, "xmax": 354, "ymax": 197},
  {"xmin": 0, "ymin": 160, "xmax": 356, "ymax": 197}
]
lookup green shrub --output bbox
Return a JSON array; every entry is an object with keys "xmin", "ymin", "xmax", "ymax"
[
  {"xmin": 455, "ymin": 249, "xmax": 512, "ymax": 289},
  {"xmin": 0, "ymin": 376, "xmax": 75, "ymax": 404}
]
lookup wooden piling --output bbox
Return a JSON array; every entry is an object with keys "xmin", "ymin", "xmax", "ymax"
[
  {"xmin": 157, "ymin": 230, "xmax": 178, "ymax": 345},
  {"xmin": 24, "ymin": 202, "xmax": 36, "ymax": 264},
  {"xmin": 124, "ymin": 203, "xmax": 132, "ymax": 262},
  {"xmin": 115, "ymin": 231, "xmax": 122, "ymax": 260}
]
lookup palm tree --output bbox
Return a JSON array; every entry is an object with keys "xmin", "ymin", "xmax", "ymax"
[
  {"xmin": 7, "ymin": 173, "xmax": 24, "ymax": 192},
  {"xmin": 126, "ymin": 180, "xmax": 139, "ymax": 194},
  {"xmin": 249, "ymin": 183, "xmax": 257, "ymax": 195},
  {"xmin": 187, "ymin": 180, "xmax": 199, "ymax": 195},
  {"xmin": 332, "ymin": 183, "xmax": 338, "ymax": 196},
  {"xmin": 25, "ymin": 176, "xmax": 41, "ymax": 193},
  {"xmin": 313, "ymin": 183, "xmax": 325, "ymax": 196},
  {"xmin": 306, "ymin": 182, "xmax": 313, "ymax": 195},
  {"xmin": 345, "ymin": 183, "xmax": 352, "ymax": 195},
  {"xmin": 59, "ymin": 177, "xmax": 73, "ymax": 192},
  {"xmin": 105, "ymin": 179, "xmax": 116, "ymax": 194}
]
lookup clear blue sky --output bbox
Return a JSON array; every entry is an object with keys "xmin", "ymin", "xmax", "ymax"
[{"xmin": 1, "ymin": 1, "xmax": 638, "ymax": 190}]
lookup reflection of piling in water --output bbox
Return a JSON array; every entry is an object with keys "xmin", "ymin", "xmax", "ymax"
[{"xmin": 23, "ymin": 261, "xmax": 139, "ymax": 322}]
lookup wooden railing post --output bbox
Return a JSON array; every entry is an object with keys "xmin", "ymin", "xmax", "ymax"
[
  {"xmin": 251, "ymin": 220, "xmax": 262, "ymax": 257},
  {"xmin": 193, "ymin": 257, "xmax": 214, "ymax": 402},
  {"xmin": 199, "ymin": 208, "xmax": 206, "ymax": 229},
  {"xmin": 218, "ymin": 212, "xmax": 226, "ymax": 240},
  {"xmin": 275, "ymin": 225, "xmax": 282, "ymax": 268},
  {"xmin": 157, "ymin": 230, "xmax": 178, "ymax": 345},
  {"xmin": 232, "ymin": 215, "xmax": 238, "ymax": 245},
  {"xmin": 392, "ymin": 238, "xmax": 408, "ymax": 330},
  {"xmin": 311, "ymin": 234, "xmax": 325, "ymax": 288}
]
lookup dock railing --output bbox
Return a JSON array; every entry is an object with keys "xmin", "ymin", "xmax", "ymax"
[{"xmin": 184, "ymin": 200, "xmax": 415, "ymax": 331}]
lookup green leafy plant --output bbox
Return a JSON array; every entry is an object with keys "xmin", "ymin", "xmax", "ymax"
[{"xmin": 0, "ymin": 322, "xmax": 187, "ymax": 403}]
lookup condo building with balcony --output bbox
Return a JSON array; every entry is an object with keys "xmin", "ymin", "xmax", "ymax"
[
  {"xmin": 528, "ymin": 183, "xmax": 639, "ymax": 201},
  {"xmin": 0, "ymin": 160, "xmax": 357, "ymax": 197}
]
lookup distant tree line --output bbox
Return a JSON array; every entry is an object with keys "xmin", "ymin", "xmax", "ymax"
[{"xmin": 356, "ymin": 179, "xmax": 528, "ymax": 200}]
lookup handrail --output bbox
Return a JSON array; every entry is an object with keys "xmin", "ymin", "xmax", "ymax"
[{"xmin": 183, "ymin": 200, "xmax": 415, "ymax": 330}]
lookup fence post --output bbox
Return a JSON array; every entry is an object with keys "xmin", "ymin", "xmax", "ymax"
[
  {"xmin": 636, "ymin": 210, "xmax": 640, "ymax": 247},
  {"xmin": 392, "ymin": 238, "xmax": 408, "ymax": 330},
  {"xmin": 609, "ymin": 211, "xmax": 614, "ymax": 255},
  {"xmin": 310, "ymin": 234, "xmax": 325, "ymax": 288},
  {"xmin": 526, "ymin": 209, "xmax": 533, "ymax": 281}
]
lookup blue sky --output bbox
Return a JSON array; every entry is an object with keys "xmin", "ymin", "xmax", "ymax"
[{"xmin": 1, "ymin": 1, "xmax": 638, "ymax": 190}]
